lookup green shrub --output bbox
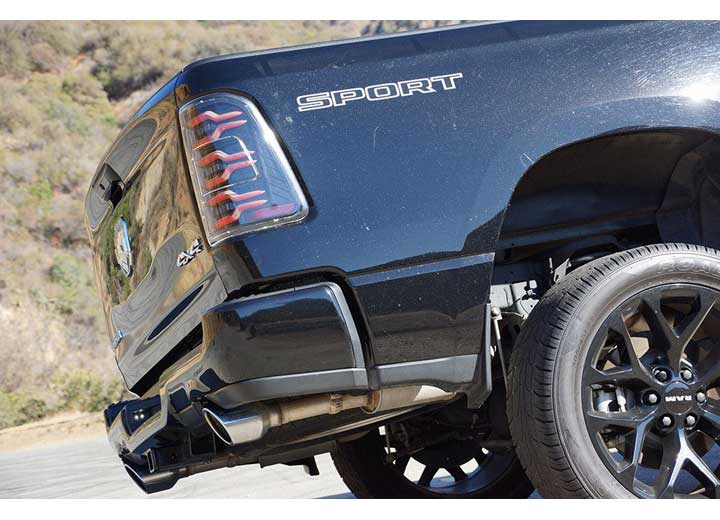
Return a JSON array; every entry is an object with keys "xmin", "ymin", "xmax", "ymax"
[
  {"xmin": 0, "ymin": 392, "xmax": 23, "ymax": 429},
  {"xmin": 0, "ymin": 391, "xmax": 49, "ymax": 429},
  {"xmin": 0, "ymin": 372, "xmax": 122, "ymax": 430},
  {"xmin": 17, "ymin": 397, "xmax": 48, "ymax": 422},
  {"xmin": 49, "ymin": 253, "xmax": 86, "ymax": 289},
  {"xmin": 23, "ymin": 180, "xmax": 53, "ymax": 208},
  {"xmin": 0, "ymin": 21, "xmax": 83, "ymax": 78},
  {"xmin": 46, "ymin": 253, "xmax": 101, "ymax": 318},
  {"xmin": 0, "ymin": 23, "xmax": 30, "ymax": 77},
  {"xmin": 52, "ymin": 370, "xmax": 123, "ymax": 413}
]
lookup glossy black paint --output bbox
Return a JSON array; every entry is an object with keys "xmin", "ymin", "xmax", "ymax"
[
  {"xmin": 87, "ymin": 22, "xmax": 720, "ymax": 492},
  {"xmin": 176, "ymin": 21, "xmax": 720, "ymax": 270},
  {"xmin": 199, "ymin": 283, "xmax": 362, "ymax": 385},
  {"xmin": 85, "ymin": 88, "xmax": 226, "ymax": 392},
  {"xmin": 348, "ymin": 253, "xmax": 493, "ymax": 365},
  {"xmin": 174, "ymin": 20, "xmax": 720, "ymax": 368},
  {"xmin": 89, "ymin": 20, "xmax": 720, "ymax": 397},
  {"xmin": 101, "ymin": 283, "xmax": 370, "ymax": 455}
]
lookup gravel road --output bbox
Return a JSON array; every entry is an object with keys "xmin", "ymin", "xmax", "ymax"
[
  {"xmin": 0, "ymin": 435, "xmax": 354, "ymax": 498},
  {"xmin": 0, "ymin": 432, "xmax": 566, "ymax": 498}
]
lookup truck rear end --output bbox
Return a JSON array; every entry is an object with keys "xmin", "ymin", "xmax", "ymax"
[
  {"xmin": 89, "ymin": 20, "xmax": 720, "ymax": 498},
  {"xmin": 85, "ymin": 24, "xmax": 494, "ymax": 493}
]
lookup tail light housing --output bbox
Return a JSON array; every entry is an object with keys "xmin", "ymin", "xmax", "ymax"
[{"xmin": 179, "ymin": 93, "xmax": 308, "ymax": 246}]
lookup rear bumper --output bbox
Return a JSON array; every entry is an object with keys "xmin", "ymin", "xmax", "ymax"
[{"xmin": 104, "ymin": 281, "xmax": 486, "ymax": 462}]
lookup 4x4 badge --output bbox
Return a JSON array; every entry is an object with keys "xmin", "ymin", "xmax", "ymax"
[
  {"xmin": 176, "ymin": 239, "xmax": 203, "ymax": 267},
  {"xmin": 113, "ymin": 216, "xmax": 133, "ymax": 277}
]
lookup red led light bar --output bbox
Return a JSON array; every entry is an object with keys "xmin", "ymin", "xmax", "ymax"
[
  {"xmin": 195, "ymin": 120, "xmax": 248, "ymax": 148},
  {"xmin": 203, "ymin": 159, "xmax": 258, "ymax": 190},
  {"xmin": 180, "ymin": 93, "xmax": 309, "ymax": 246},
  {"xmin": 207, "ymin": 189, "xmax": 266, "ymax": 207},
  {"xmin": 214, "ymin": 199, "xmax": 268, "ymax": 229},
  {"xmin": 189, "ymin": 110, "xmax": 244, "ymax": 128},
  {"xmin": 198, "ymin": 149, "xmax": 255, "ymax": 168}
]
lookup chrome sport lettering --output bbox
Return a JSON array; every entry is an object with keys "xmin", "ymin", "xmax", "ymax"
[{"xmin": 297, "ymin": 73, "xmax": 463, "ymax": 112}]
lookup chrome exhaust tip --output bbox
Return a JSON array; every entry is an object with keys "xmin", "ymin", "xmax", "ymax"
[
  {"xmin": 202, "ymin": 404, "xmax": 279, "ymax": 446},
  {"xmin": 124, "ymin": 463, "xmax": 179, "ymax": 494},
  {"xmin": 202, "ymin": 407, "xmax": 233, "ymax": 445}
]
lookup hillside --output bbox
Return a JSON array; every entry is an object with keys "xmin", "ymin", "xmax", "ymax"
[{"xmin": 0, "ymin": 20, "xmax": 457, "ymax": 428}]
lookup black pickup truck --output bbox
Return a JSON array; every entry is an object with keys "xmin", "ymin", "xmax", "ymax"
[{"xmin": 86, "ymin": 21, "xmax": 720, "ymax": 498}]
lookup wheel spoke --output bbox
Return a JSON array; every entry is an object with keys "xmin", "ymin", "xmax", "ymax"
[
  {"xmin": 585, "ymin": 366, "xmax": 641, "ymax": 386},
  {"xmin": 585, "ymin": 407, "xmax": 655, "ymax": 433},
  {"xmin": 699, "ymin": 406, "xmax": 720, "ymax": 440},
  {"xmin": 698, "ymin": 351, "xmax": 720, "ymax": 387},
  {"xmin": 672, "ymin": 291, "xmax": 717, "ymax": 372},
  {"xmin": 652, "ymin": 428, "xmax": 720, "ymax": 498},
  {"xmin": 582, "ymin": 284, "xmax": 720, "ymax": 498},
  {"xmin": 684, "ymin": 449, "xmax": 720, "ymax": 498},
  {"xmin": 676, "ymin": 427, "xmax": 720, "ymax": 498},
  {"xmin": 654, "ymin": 429, "xmax": 684, "ymax": 499},
  {"xmin": 607, "ymin": 315, "xmax": 655, "ymax": 384},
  {"xmin": 615, "ymin": 416, "xmax": 652, "ymax": 487},
  {"xmin": 418, "ymin": 465, "xmax": 439, "ymax": 487},
  {"xmin": 372, "ymin": 427, "xmax": 522, "ymax": 496},
  {"xmin": 642, "ymin": 293, "xmax": 678, "ymax": 354},
  {"xmin": 643, "ymin": 291, "xmax": 717, "ymax": 372},
  {"xmin": 447, "ymin": 466, "xmax": 467, "ymax": 482}
]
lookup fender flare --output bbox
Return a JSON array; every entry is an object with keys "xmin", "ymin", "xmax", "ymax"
[{"xmin": 472, "ymin": 95, "xmax": 720, "ymax": 248}]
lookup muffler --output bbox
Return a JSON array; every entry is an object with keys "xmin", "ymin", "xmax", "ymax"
[{"xmin": 203, "ymin": 385, "xmax": 454, "ymax": 446}]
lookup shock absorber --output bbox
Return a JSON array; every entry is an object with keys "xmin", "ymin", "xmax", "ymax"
[{"xmin": 490, "ymin": 306, "xmax": 509, "ymax": 386}]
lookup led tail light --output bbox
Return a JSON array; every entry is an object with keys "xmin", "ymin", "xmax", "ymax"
[{"xmin": 179, "ymin": 94, "xmax": 308, "ymax": 246}]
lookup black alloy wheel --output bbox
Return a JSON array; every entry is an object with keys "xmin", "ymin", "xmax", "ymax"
[
  {"xmin": 387, "ymin": 433, "xmax": 519, "ymax": 495},
  {"xmin": 583, "ymin": 284, "xmax": 720, "ymax": 498},
  {"xmin": 332, "ymin": 426, "xmax": 533, "ymax": 498},
  {"xmin": 508, "ymin": 244, "xmax": 720, "ymax": 499}
]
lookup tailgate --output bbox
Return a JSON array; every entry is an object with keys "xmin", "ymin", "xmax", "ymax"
[{"xmin": 85, "ymin": 81, "xmax": 226, "ymax": 394}]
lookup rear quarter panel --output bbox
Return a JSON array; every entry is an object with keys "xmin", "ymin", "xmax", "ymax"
[
  {"xmin": 90, "ymin": 21, "xmax": 720, "ymax": 385},
  {"xmin": 175, "ymin": 21, "xmax": 720, "ymax": 366}
]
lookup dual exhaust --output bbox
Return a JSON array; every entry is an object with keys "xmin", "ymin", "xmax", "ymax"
[{"xmin": 203, "ymin": 385, "xmax": 454, "ymax": 446}]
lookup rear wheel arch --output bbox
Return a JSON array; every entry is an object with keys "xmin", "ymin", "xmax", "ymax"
[{"xmin": 492, "ymin": 127, "xmax": 720, "ymax": 280}]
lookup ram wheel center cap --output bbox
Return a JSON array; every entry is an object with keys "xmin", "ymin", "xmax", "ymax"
[{"xmin": 663, "ymin": 383, "xmax": 694, "ymax": 414}]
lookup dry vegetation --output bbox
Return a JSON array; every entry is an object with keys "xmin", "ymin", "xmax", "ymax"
[{"xmin": 0, "ymin": 20, "xmax": 457, "ymax": 430}]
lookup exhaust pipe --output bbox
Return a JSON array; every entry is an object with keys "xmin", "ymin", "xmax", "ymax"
[
  {"xmin": 124, "ymin": 463, "xmax": 182, "ymax": 494},
  {"xmin": 203, "ymin": 403, "xmax": 281, "ymax": 447},
  {"xmin": 203, "ymin": 385, "xmax": 454, "ymax": 446},
  {"xmin": 124, "ymin": 451, "xmax": 251, "ymax": 494},
  {"xmin": 123, "ymin": 386, "xmax": 453, "ymax": 493}
]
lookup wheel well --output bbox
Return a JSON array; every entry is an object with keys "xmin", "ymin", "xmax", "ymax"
[{"xmin": 493, "ymin": 127, "xmax": 720, "ymax": 286}]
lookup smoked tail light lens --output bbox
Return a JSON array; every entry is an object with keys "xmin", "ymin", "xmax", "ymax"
[{"xmin": 179, "ymin": 94, "xmax": 309, "ymax": 246}]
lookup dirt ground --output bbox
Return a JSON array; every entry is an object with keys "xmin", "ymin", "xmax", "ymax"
[{"xmin": 0, "ymin": 412, "xmax": 105, "ymax": 453}]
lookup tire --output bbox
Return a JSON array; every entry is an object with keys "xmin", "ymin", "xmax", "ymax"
[
  {"xmin": 332, "ymin": 428, "xmax": 534, "ymax": 498},
  {"xmin": 508, "ymin": 243, "xmax": 720, "ymax": 498}
]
